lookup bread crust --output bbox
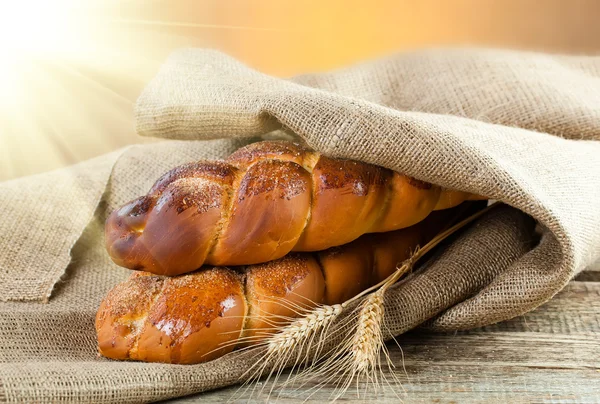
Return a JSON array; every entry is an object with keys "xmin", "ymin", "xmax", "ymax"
[
  {"xmin": 106, "ymin": 141, "xmax": 481, "ymax": 276},
  {"xmin": 96, "ymin": 268, "xmax": 247, "ymax": 364}
]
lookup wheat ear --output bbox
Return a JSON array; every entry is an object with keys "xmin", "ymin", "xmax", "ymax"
[
  {"xmin": 305, "ymin": 202, "xmax": 499, "ymax": 400},
  {"xmin": 239, "ymin": 202, "xmax": 499, "ymax": 401},
  {"xmin": 292, "ymin": 258, "xmax": 413, "ymax": 401}
]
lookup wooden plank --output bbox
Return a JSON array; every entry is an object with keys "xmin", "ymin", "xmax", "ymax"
[
  {"xmin": 170, "ymin": 280, "xmax": 600, "ymax": 403},
  {"xmin": 175, "ymin": 333, "xmax": 600, "ymax": 403},
  {"xmin": 474, "ymin": 281, "xmax": 600, "ymax": 334}
]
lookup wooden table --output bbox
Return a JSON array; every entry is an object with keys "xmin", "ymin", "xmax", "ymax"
[{"xmin": 173, "ymin": 266, "xmax": 600, "ymax": 403}]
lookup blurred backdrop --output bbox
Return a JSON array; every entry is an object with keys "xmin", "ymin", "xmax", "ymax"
[{"xmin": 2, "ymin": 0, "xmax": 600, "ymax": 180}]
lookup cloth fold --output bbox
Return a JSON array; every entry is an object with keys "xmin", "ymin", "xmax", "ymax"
[{"xmin": 135, "ymin": 48, "xmax": 600, "ymax": 325}]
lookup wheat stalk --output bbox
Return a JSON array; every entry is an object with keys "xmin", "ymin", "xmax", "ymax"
[
  {"xmin": 233, "ymin": 302, "xmax": 345, "ymax": 401},
  {"xmin": 267, "ymin": 304, "xmax": 343, "ymax": 356},
  {"xmin": 348, "ymin": 288, "xmax": 385, "ymax": 378},
  {"xmin": 298, "ymin": 262, "xmax": 410, "ymax": 401},
  {"xmin": 238, "ymin": 202, "xmax": 499, "ymax": 401}
]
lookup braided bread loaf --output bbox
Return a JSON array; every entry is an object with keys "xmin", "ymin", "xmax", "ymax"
[
  {"xmin": 98, "ymin": 205, "xmax": 477, "ymax": 364},
  {"xmin": 106, "ymin": 141, "xmax": 483, "ymax": 276}
]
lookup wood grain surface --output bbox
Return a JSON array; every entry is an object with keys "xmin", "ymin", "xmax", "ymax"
[{"xmin": 170, "ymin": 272, "xmax": 600, "ymax": 403}]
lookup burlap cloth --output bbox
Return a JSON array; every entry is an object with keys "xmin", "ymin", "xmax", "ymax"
[{"xmin": 1, "ymin": 48, "xmax": 599, "ymax": 402}]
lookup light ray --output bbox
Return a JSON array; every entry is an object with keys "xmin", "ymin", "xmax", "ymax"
[
  {"xmin": 0, "ymin": 0, "xmax": 196, "ymax": 180},
  {"xmin": 109, "ymin": 18, "xmax": 289, "ymax": 32}
]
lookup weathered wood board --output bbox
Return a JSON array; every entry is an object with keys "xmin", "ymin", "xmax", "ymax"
[{"xmin": 169, "ymin": 276, "xmax": 600, "ymax": 403}]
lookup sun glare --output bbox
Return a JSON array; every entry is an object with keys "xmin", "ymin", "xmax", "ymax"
[
  {"xmin": 0, "ymin": 1, "xmax": 142, "ymax": 180},
  {"xmin": 0, "ymin": 1, "xmax": 282, "ymax": 180},
  {"xmin": 0, "ymin": 1, "xmax": 80, "ymax": 55},
  {"xmin": 0, "ymin": 0, "xmax": 88, "ymax": 105}
]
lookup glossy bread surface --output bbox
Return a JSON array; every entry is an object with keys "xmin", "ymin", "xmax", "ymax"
[
  {"xmin": 106, "ymin": 141, "xmax": 480, "ymax": 276},
  {"xmin": 96, "ymin": 268, "xmax": 247, "ymax": 364}
]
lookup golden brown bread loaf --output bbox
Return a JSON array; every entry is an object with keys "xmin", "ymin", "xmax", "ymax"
[
  {"xmin": 106, "ymin": 141, "xmax": 483, "ymax": 276},
  {"xmin": 97, "ymin": 206, "xmax": 477, "ymax": 364}
]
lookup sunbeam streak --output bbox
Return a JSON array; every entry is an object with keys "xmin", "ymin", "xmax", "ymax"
[
  {"xmin": 109, "ymin": 18, "xmax": 290, "ymax": 32},
  {"xmin": 0, "ymin": 0, "xmax": 162, "ymax": 180}
]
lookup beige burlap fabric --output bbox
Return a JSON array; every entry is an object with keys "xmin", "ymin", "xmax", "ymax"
[{"xmin": 1, "ymin": 48, "xmax": 599, "ymax": 402}]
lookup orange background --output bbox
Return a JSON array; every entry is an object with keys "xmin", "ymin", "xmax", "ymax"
[
  {"xmin": 119, "ymin": 0, "xmax": 600, "ymax": 77},
  {"xmin": 3, "ymin": 0, "xmax": 600, "ymax": 180}
]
